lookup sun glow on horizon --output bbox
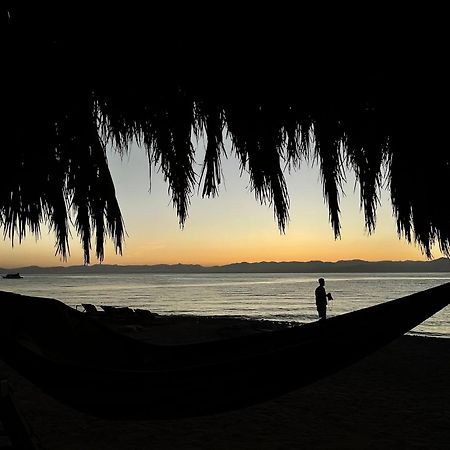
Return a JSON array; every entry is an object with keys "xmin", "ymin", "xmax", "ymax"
[{"xmin": 0, "ymin": 143, "xmax": 442, "ymax": 268}]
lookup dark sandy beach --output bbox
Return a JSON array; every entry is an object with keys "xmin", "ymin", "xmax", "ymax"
[{"xmin": 1, "ymin": 315, "xmax": 450, "ymax": 450}]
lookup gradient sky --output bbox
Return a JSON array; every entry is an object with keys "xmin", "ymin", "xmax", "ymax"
[{"xmin": 0, "ymin": 139, "xmax": 443, "ymax": 268}]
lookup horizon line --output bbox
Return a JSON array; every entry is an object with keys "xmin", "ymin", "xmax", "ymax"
[{"xmin": 1, "ymin": 257, "xmax": 449, "ymax": 270}]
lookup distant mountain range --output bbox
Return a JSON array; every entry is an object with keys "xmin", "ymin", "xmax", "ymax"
[{"xmin": 2, "ymin": 258, "xmax": 450, "ymax": 274}]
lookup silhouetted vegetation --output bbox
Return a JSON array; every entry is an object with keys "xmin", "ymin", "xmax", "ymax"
[{"xmin": 2, "ymin": 7, "xmax": 447, "ymax": 262}]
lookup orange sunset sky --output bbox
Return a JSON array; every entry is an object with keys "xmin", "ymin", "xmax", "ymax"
[{"xmin": 0, "ymin": 140, "xmax": 443, "ymax": 268}]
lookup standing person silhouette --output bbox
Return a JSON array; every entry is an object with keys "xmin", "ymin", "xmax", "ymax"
[{"xmin": 315, "ymin": 278, "xmax": 332, "ymax": 320}]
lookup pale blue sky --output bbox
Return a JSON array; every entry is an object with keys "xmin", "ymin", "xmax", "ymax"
[{"xmin": 0, "ymin": 139, "xmax": 440, "ymax": 268}]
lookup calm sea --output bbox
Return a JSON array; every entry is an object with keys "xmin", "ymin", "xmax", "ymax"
[{"xmin": 2, "ymin": 272, "xmax": 450, "ymax": 338}]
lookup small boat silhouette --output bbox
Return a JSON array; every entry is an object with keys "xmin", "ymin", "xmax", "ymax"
[{"xmin": 2, "ymin": 273, "xmax": 23, "ymax": 279}]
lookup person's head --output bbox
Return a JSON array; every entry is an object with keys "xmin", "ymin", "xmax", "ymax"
[{"xmin": 318, "ymin": 278, "xmax": 325, "ymax": 286}]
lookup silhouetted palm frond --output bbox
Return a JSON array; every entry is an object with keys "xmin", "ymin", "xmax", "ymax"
[{"xmin": 2, "ymin": 7, "xmax": 448, "ymax": 261}]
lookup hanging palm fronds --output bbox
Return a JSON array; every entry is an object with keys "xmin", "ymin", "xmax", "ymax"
[{"xmin": 2, "ymin": 7, "xmax": 448, "ymax": 262}]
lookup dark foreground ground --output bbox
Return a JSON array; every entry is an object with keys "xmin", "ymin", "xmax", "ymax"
[{"xmin": 1, "ymin": 314, "xmax": 450, "ymax": 449}]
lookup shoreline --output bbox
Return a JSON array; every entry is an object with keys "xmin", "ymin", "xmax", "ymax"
[
  {"xmin": 1, "ymin": 315, "xmax": 450, "ymax": 449},
  {"xmin": 78, "ymin": 309, "xmax": 450, "ymax": 342}
]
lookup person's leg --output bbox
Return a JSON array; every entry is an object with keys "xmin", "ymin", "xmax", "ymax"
[{"xmin": 318, "ymin": 304, "xmax": 326, "ymax": 320}]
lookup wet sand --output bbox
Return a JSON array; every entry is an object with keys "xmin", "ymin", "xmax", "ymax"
[{"xmin": 1, "ymin": 315, "xmax": 450, "ymax": 449}]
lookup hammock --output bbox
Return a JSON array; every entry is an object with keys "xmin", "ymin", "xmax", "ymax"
[{"xmin": 0, "ymin": 284, "xmax": 449, "ymax": 419}]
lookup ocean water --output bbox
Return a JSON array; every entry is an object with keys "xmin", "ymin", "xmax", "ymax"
[{"xmin": 2, "ymin": 272, "xmax": 450, "ymax": 338}]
